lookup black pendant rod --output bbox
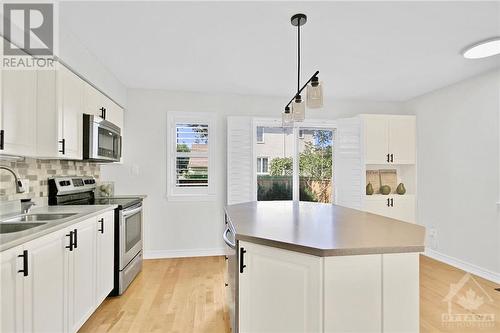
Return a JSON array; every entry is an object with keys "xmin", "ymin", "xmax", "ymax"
[
  {"xmin": 285, "ymin": 71, "xmax": 319, "ymax": 109},
  {"xmin": 297, "ymin": 23, "xmax": 300, "ymax": 95}
]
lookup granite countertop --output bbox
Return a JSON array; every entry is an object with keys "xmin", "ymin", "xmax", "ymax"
[
  {"xmin": 0, "ymin": 205, "xmax": 117, "ymax": 252},
  {"xmin": 225, "ymin": 201, "xmax": 426, "ymax": 257}
]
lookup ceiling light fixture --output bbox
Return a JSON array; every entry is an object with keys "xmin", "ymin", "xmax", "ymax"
[
  {"xmin": 462, "ymin": 37, "xmax": 500, "ymax": 59},
  {"xmin": 283, "ymin": 13, "xmax": 323, "ymax": 125}
]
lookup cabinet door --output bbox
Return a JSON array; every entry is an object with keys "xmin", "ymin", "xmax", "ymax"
[
  {"xmin": 0, "ymin": 245, "xmax": 24, "ymax": 333},
  {"xmin": 383, "ymin": 253, "xmax": 419, "ymax": 333},
  {"xmin": 68, "ymin": 218, "xmax": 96, "ymax": 332},
  {"xmin": 238, "ymin": 241, "xmax": 322, "ymax": 333},
  {"xmin": 1, "ymin": 68, "xmax": 37, "ymax": 156},
  {"xmin": 105, "ymin": 101, "xmax": 124, "ymax": 129},
  {"xmin": 58, "ymin": 65, "xmax": 84, "ymax": 159},
  {"xmin": 96, "ymin": 211, "xmax": 115, "ymax": 305},
  {"xmin": 389, "ymin": 195, "xmax": 415, "ymax": 223},
  {"xmin": 363, "ymin": 116, "xmax": 389, "ymax": 164},
  {"xmin": 364, "ymin": 196, "xmax": 390, "ymax": 217},
  {"xmin": 324, "ymin": 254, "xmax": 382, "ymax": 333},
  {"xmin": 83, "ymin": 82, "xmax": 104, "ymax": 118},
  {"xmin": 23, "ymin": 229, "xmax": 69, "ymax": 333},
  {"xmin": 388, "ymin": 116, "xmax": 416, "ymax": 164}
]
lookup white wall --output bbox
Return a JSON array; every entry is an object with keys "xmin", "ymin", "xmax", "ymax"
[
  {"xmin": 101, "ymin": 89, "xmax": 405, "ymax": 258},
  {"xmin": 406, "ymin": 70, "xmax": 500, "ymax": 278}
]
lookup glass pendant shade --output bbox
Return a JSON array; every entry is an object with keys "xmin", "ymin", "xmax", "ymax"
[
  {"xmin": 282, "ymin": 107, "xmax": 293, "ymax": 127},
  {"xmin": 306, "ymin": 79, "xmax": 323, "ymax": 108},
  {"xmin": 292, "ymin": 95, "xmax": 305, "ymax": 122}
]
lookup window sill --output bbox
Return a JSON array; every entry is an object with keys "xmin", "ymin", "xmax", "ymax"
[{"xmin": 166, "ymin": 194, "xmax": 217, "ymax": 202}]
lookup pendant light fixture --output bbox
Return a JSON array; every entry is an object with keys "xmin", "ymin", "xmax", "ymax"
[{"xmin": 283, "ymin": 13, "xmax": 323, "ymax": 124}]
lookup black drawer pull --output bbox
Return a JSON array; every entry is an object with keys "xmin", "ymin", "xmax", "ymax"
[
  {"xmin": 98, "ymin": 218, "xmax": 104, "ymax": 234},
  {"xmin": 66, "ymin": 231, "xmax": 73, "ymax": 251},
  {"xmin": 390, "ymin": 198, "xmax": 394, "ymax": 207},
  {"xmin": 73, "ymin": 229, "xmax": 78, "ymax": 248},
  {"xmin": 386, "ymin": 154, "xmax": 390, "ymax": 162},
  {"xmin": 18, "ymin": 250, "xmax": 28, "ymax": 276},
  {"xmin": 387, "ymin": 198, "xmax": 390, "ymax": 207},
  {"xmin": 240, "ymin": 248, "xmax": 247, "ymax": 273},
  {"xmin": 390, "ymin": 154, "xmax": 394, "ymax": 163}
]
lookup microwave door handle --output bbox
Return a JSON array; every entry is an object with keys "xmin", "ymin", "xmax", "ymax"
[{"xmin": 123, "ymin": 206, "xmax": 143, "ymax": 218}]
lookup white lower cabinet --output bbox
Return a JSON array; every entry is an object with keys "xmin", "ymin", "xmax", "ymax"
[
  {"xmin": 0, "ymin": 211, "xmax": 115, "ymax": 333},
  {"xmin": 238, "ymin": 241, "xmax": 419, "ymax": 333},
  {"xmin": 324, "ymin": 255, "xmax": 382, "ymax": 332},
  {"xmin": 95, "ymin": 211, "xmax": 115, "ymax": 305},
  {"xmin": 238, "ymin": 241, "xmax": 322, "ymax": 333},
  {"xmin": 0, "ymin": 245, "xmax": 24, "ymax": 333},
  {"xmin": 364, "ymin": 195, "xmax": 415, "ymax": 223}
]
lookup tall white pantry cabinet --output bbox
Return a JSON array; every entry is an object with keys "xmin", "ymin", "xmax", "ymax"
[
  {"xmin": 361, "ymin": 114, "xmax": 417, "ymax": 223},
  {"xmin": 0, "ymin": 210, "xmax": 114, "ymax": 333}
]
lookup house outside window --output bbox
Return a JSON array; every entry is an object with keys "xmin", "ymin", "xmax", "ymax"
[
  {"xmin": 256, "ymin": 126, "xmax": 265, "ymax": 143},
  {"xmin": 167, "ymin": 112, "xmax": 216, "ymax": 200},
  {"xmin": 257, "ymin": 157, "xmax": 269, "ymax": 174}
]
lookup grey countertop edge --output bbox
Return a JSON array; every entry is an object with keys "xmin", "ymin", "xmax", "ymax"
[
  {"xmin": 0, "ymin": 205, "xmax": 117, "ymax": 252},
  {"xmin": 99, "ymin": 194, "xmax": 148, "ymax": 199},
  {"xmin": 235, "ymin": 234, "xmax": 425, "ymax": 257}
]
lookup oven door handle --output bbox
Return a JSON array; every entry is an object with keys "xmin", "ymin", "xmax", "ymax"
[
  {"xmin": 123, "ymin": 206, "xmax": 142, "ymax": 218},
  {"xmin": 223, "ymin": 227, "xmax": 236, "ymax": 249}
]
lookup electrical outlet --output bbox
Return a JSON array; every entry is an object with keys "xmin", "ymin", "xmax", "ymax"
[{"xmin": 428, "ymin": 227, "xmax": 438, "ymax": 250}]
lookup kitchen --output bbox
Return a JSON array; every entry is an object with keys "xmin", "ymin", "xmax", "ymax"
[{"xmin": 1, "ymin": 1, "xmax": 499, "ymax": 333}]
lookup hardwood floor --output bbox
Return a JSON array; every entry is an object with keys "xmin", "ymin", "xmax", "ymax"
[{"xmin": 80, "ymin": 255, "xmax": 499, "ymax": 333}]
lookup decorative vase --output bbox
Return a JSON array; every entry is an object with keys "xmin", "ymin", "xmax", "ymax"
[
  {"xmin": 380, "ymin": 185, "xmax": 391, "ymax": 195},
  {"xmin": 366, "ymin": 183, "xmax": 374, "ymax": 195},
  {"xmin": 396, "ymin": 183, "xmax": 406, "ymax": 195}
]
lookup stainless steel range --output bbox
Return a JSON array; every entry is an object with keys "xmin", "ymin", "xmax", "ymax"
[{"xmin": 48, "ymin": 176, "xmax": 143, "ymax": 295}]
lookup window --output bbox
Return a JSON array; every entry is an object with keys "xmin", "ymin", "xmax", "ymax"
[
  {"xmin": 254, "ymin": 122, "xmax": 334, "ymax": 203},
  {"xmin": 167, "ymin": 112, "xmax": 216, "ymax": 200},
  {"xmin": 256, "ymin": 126, "xmax": 265, "ymax": 143},
  {"xmin": 257, "ymin": 157, "xmax": 269, "ymax": 174}
]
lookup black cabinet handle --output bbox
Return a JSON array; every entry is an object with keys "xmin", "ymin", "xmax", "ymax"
[
  {"xmin": 386, "ymin": 154, "xmax": 390, "ymax": 163},
  {"xmin": 390, "ymin": 198, "xmax": 394, "ymax": 207},
  {"xmin": 239, "ymin": 248, "xmax": 247, "ymax": 273},
  {"xmin": 0, "ymin": 129, "xmax": 4, "ymax": 150},
  {"xmin": 225, "ymin": 283, "xmax": 228, "ymax": 287},
  {"xmin": 224, "ymin": 256, "xmax": 228, "ymax": 261},
  {"xmin": 18, "ymin": 250, "xmax": 28, "ymax": 276},
  {"xmin": 66, "ymin": 231, "xmax": 73, "ymax": 251},
  {"xmin": 390, "ymin": 154, "xmax": 394, "ymax": 163},
  {"xmin": 98, "ymin": 218, "xmax": 104, "ymax": 234},
  {"xmin": 99, "ymin": 107, "xmax": 106, "ymax": 119},
  {"xmin": 73, "ymin": 229, "xmax": 78, "ymax": 248},
  {"xmin": 387, "ymin": 198, "xmax": 390, "ymax": 207},
  {"xmin": 58, "ymin": 139, "xmax": 65, "ymax": 154}
]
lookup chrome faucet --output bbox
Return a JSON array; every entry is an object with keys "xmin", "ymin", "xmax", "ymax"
[
  {"xmin": 0, "ymin": 166, "xmax": 25, "ymax": 193},
  {"xmin": 20, "ymin": 199, "xmax": 36, "ymax": 214}
]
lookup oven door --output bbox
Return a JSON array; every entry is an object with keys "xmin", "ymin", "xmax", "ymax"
[{"xmin": 119, "ymin": 203, "xmax": 143, "ymax": 270}]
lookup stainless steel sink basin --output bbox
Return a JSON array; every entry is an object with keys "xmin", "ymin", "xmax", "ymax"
[
  {"xmin": 0, "ymin": 223, "xmax": 47, "ymax": 234},
  {"xmin": 1, "ymin": 213, "xmax": 77, "ymax": 223}
]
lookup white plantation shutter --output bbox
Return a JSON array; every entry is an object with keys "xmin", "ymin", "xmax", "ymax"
[
  {"xmin": 334, "ymin": 117, "xmax": 363, "ymax": 209},
  {"xmin": 227, "ymin": 116, "xmax": 253, "ymax": 205}
]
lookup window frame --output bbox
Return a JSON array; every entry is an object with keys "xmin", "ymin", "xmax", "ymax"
[
  {"xmin": 166, "ymin": 111, "xmax": 216, "ymax": 201},
  {"xmin": 257, "ymin": 156, "xmax": 270, "ymax": 175}
]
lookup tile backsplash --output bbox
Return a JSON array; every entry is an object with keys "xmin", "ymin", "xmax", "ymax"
[{"xmin": 0, "ymin": 158, "xmax": 100, "ymax": 201}]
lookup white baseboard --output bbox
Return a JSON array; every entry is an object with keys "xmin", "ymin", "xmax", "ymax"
[
  {"xmin": 144, "ymin": 248, "xmax": 225, "ymax": 259},
  {"xmin": 425, "ymin": 248, "xmax": 500, "ymax": 284}
]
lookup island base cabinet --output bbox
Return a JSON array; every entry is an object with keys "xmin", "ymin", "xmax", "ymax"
[
  {"xmin": 382, "ymin": 253, "xmax": 419, "ymax": 333},
  {"xmin": 96, "ymin": 211, "xmax": 115, "ymax": 305},
  {"xmin": 238, "ymin": 241, "xmax": 322, "ymax": 333},
  {"xmin": 1, "ymin": 245, "xmax": 24, "ymax": 333},
  {"xmin": 324, "ymin": 255, "xmax": 382, "ymax": 333}
]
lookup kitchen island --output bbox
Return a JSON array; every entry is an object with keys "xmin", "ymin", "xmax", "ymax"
[{"xmin": 224, "ymin": 201, "xmax": 425, "ymax": 333}]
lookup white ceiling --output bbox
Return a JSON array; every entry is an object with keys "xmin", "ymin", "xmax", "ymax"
[{"xmin": 60, "ymin": 1, "xmax": 500, "ymax": 101}]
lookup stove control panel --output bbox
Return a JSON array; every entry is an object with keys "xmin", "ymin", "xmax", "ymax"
[{"xmin": 49, "ymin": 176, "xmax": 97, "ymax": 196}]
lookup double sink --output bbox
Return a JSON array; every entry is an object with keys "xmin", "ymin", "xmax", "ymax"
[{"xmin": 0, "ymin": 213, "xmax": 77, "ymax": 234}]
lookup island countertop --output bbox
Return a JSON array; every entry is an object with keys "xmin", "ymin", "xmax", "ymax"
[{"xmin": 225, "ymin": 201, "xmax": 425, "ymax": 256}]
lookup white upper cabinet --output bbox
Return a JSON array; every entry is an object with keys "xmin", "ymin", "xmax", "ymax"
[
  {"xmin": 362, "ymin": 115, "xmax": 416, "ymax": 164},
  {"xmin": 0, "ymin": 38, "xmax": 37, "ymax": 157},
  {"xmin": 84, "ymin": 81, "xmax": 124, "ymax": 128},
  {"xmin": 37, "ymin": 62, "xmax": 84, "ymax": 159}
]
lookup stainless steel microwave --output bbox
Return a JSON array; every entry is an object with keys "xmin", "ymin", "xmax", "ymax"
[{"xmin": 83, "ymin": 114, "xmax": 122, "ymax": 162}]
